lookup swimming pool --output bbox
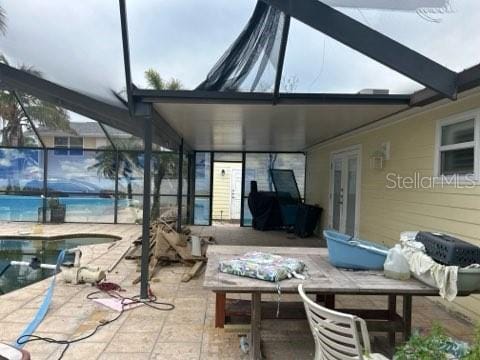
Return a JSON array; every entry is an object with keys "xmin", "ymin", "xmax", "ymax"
[{"xmin": 0, "ymin": 236, "xmax": 117, "ymax": 295}]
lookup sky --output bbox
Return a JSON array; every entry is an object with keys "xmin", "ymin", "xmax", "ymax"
[{"xmin": 1, "ymin": 0, "xmax": 480, "ymax": 105}]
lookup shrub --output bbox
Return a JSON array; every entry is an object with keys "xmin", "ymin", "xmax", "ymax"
[
  {"xmin": 464, "ymin": 324, "xmax": 480, "ymax": 360},
  {"xmin": 395, "ymin": 323, "xmax": 448, "ymax": 360}
]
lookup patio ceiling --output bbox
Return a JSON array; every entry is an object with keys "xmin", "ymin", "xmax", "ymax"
[{"xmin": 153, "ymin": 100, "xmax": 408, "ymax": 151}]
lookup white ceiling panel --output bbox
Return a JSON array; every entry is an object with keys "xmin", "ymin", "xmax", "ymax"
[{"xmin": 154, "ymin": 102, "xmax": 408, "ymax": 151}]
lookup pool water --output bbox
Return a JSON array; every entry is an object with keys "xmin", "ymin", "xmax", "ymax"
[{"xmin": 0, "ymin": 236, "xmax": 115, "ymax": 295}]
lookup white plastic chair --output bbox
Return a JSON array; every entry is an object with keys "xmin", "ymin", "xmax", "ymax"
[{"xmin": 298, "ymin": 284, "xmax": 388, "ymax": 360}]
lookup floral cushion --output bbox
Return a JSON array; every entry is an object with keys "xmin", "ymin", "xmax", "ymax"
[{"xmin": 219, "ymin": 251, "xmax": 306, "ymax": 282}]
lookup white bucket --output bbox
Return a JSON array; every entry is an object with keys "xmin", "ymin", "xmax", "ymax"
[{"xmin": 191, "ymin": 236, "xmax": 202, "ymax": 257}]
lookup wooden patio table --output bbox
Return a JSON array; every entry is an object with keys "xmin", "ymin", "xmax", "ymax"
[{"xmin": 203, "ymin": 245, "xmax": 463, "ymax": 360}]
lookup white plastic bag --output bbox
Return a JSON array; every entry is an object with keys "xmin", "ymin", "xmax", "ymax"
[
  {"xmin": 384, "ymin": 245, "xmax": 411, "ymax": 280},
  {"xmin": 399, "ymin": 231, "xmax": 418, "ymax": 242}
]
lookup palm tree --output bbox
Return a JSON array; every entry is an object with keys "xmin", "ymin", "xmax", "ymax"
[
  {"xmin": 90, "ymin": 144, "xmax": 136, "ymax": 200},
  {"xmin": 91, "ymin": 145, "xmax": 178, "ymax": 220},
  {"xmin": 90, "ymin": 70, "xmax": 183, "ymax": 222},
  {"xmin": 0, "ymin": 56, "xmax": 70, "ymax": 147},
  {"xmin": 150, "ymin": 152, "xmax": 178, "ymax": 220},
  {"xmin": 144, "ymin": 69, "xmax": 183, "ymax": 220},
  {"xmin": 0, "ymin": 6, "xmax": 7, "ymax": 35}
]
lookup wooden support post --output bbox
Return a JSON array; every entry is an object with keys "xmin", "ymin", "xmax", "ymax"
[
  {"xmin": 215, "ymin": 292, "xmax": 226, "ymax": 328},
  {"xmin": 402, "ymin": 295, "xmax": 412, "ymax": 342},
  {"xmin": 388, "ymin": 295, "xmax": 397, "ymax": 347},
  {"xmin": 250, "ymin": 292, "xmax": 262, "ymax": 360}
]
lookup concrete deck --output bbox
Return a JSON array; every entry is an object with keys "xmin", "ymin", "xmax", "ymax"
[{"xmin": 0, "ymin": 223, "xmax": 475, "ymax": 359}]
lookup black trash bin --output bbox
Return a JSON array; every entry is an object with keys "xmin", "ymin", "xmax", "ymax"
[{"xmin": 294, "ymin": 204, "xmax": 322, "ymax": 238}]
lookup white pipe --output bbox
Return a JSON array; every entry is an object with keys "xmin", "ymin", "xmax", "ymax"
[
  {"xmin": 10, "ymin": 248, "xmax": 82, "ymax": 272},
  {"xmin": 10, "ymin": 261, "xmax": 57, "ymax": 270},
  {"xmin": 67, "ymin": 248, "xmax": 82, "ymax": 267}
]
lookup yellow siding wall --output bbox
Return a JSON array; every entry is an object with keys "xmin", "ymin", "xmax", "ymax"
[
  {"xmin": 306, "ymin": 91, "xmax": 480, "ymax": 321},
  {"xmin": 212, "ymin": 162, "xmax": 242, "ymax": 220},
  {"xmin": 43, "ymin": 136, "xmax": 54, "ymax": 148},
  {"xmin": 83, "ymin": 137, "xmax": 96, "ymax": 149}
]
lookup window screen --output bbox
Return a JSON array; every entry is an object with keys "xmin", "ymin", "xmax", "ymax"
[
  {"xmin": 438, "ymin": 117, "xmax": 477, "ymax": 176},
  {"xmin": 441, "ymin": 148, "xmax": 475, "ymax": 175},
  {"xmin": 441, "ymin": 119, "xmax": 474, "ymax": 146}
]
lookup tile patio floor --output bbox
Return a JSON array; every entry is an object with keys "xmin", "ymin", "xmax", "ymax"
[{"xmin": 0, "ymin": 223, "xmax": 476, "ymax": 359}]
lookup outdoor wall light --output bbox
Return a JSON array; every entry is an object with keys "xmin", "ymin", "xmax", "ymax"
[
  {"xmin": 369, "ymin": 141, "xmax": 390, "ymax": 170},
  {"xmin": 221, "ymin": 169, "xmax": 226, "ymax": 176}
]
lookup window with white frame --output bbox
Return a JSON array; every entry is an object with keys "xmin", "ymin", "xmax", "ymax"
[
  {"xmin": 54, "ymin": 136, "xmax": 69, "ymax": 155},
  {"xmin": 54, "ymin": 136, "xmax": 84, "ymax": 156},
  {"xmin": 69, "ymin": 136, "xmax": 84, "ymax": 155},
  {"xmin": 436, "ymin": 111, "xmax": 479, "ymax": 178}
]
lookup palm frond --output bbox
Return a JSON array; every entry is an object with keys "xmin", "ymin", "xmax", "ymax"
[
  {"xmin": 145, "ymin": 69, "xmax": 165, "ymax": 90},
  {"xmin": 166, "ymin": 78, "xmax": 183, "ymax": 90},
  {"xmin": 144, "ymin": 68, "xmax": 183, "ymax": 91},
  {"xmin": 0, "ymin": 54, "xmax": 9, "ymax": 65},
  {"xmin": 0, "ymin": 6, "xmax": 7, "ymax": 36},
  {"xmin": 26, "ymin": 102, "xmax": 70, "ymax": 131},
  {"xmin": 0, "ymin": 55, "xmax": 70, "ymax": 146},
  {"xmin": 18, "ymin": 64, "xmax": 42, "ymax": 78}
]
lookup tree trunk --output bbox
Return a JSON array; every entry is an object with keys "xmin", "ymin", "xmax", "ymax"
[
  {"xmin": 151, "ymin": 170, "xmax": 164, "ymax": 221},
  {"xmin": 127, "ymin": 182, "xmax": 132, "ymax": 200}
]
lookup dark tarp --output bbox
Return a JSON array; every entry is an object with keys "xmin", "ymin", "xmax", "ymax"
[
  {"xmin": 248, "ymin": 181, "xmax": 283, "ymax": 230},
  {"xmin": 197, "ymin": 2, "xmax": 286, "ymax": 92}
]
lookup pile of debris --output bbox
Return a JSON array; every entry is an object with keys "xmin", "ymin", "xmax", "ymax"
[{"xmin": 126, "ymin": 218, "xmax": 215, "ymax": 283}]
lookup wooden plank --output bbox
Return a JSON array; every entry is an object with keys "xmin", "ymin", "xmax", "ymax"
[
  {"xmin": 162, "ymin": 228, "xmax": 207, "ymax": 261},
  {"xmin": 161, "ymin": 225, "xmax": 188, "ymax": 248},
  {"xmin": 206, "ymin": 245, "xmax": 327, "ymax": 257},
  {"xmin": 215, "ymin": 292, "xmax": 226, "ymax": 328},
  {"xmin": 107, "ymin": 245, "xmax": 132, "ymax": 273},
  {"xmin": 125, "ymin": 244, "xmax": 142, "ymax": 259},
  {"xmin": 149, "ymin": 258, "xmax": 162, "ymax": 280},
  {"xmin": 224, "ymin": 299, "xmax": 306, "ymax": 322},
  {"xmin": 222, "ymin": 299, "xmax": 406, "ymax": 338},
  {"xmin": 181, "ymin": 261, "xmax": 205, "ymax": 282},
  {"xmin": 224, "ymin": 300, "xmax": 401, "ymax": 324},
  {"xmin": 153, "ymin": 228, "xmax": 173, "ymax": 258},
  {"xmin": 388, "ymin": 295, "xmax": 397, "ymax": 347},
  {"xmin": 204, "ymin": 246, "xmax": 439, "ymax": 295},
  {"xmin": 403, "ymin": 295, "xmax": 413, "ymax": 341},
  {"xmin": 250, "ymin": 292, "xmax": 262, "ymax": 360}
]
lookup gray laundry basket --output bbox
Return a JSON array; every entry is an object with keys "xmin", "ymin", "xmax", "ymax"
[{"xmin": 457, "ymin": 268, "xmax": 480, "ymax": 293}]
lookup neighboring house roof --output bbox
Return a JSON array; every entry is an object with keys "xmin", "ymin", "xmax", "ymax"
[{"xmin": 34, "ymin": 122, "xmax": 129, "ymax": 138}]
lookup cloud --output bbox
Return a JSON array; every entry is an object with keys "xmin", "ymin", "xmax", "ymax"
[{"xmin": 0, "ymin": 0, "xmax": 478, "ymax": 96}]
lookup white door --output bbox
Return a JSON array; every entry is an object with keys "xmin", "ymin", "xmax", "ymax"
[
  {"xmin": 230, "ymin": 168, "xmax": 242, "ymax": 220},
  {"xmin": 329, "ymin": 148, "xmax": 360, "ymax": 236}
]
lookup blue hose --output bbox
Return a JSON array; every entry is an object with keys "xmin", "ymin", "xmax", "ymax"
[{"xmin": 15, "ymin": 249, "xmax": 66, "ymax": 348}]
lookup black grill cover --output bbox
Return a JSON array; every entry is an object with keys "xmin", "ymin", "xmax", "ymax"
[{"xmin": 248, "ymin": 181, "xmax": 283, "ymax": 231}]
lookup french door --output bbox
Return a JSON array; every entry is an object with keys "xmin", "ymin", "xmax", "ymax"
[{"xmin": 329, "ymin": 147, "xmax": 361, "ymax": 236}]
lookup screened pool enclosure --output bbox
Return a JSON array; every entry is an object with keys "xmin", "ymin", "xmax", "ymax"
[
  {"xmin": 1, "ymin": 0, "xmax": 479, "ymax": 297},
  {"xmin": 0, "ymin": 92, "xmax": 190, "ymax": 224}
]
